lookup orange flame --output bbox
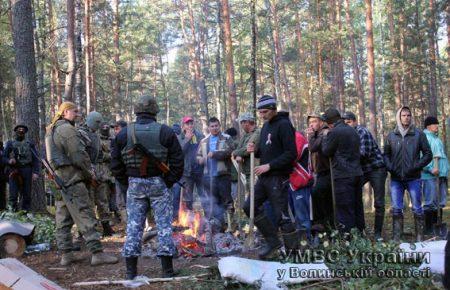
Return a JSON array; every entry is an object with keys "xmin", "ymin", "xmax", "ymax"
[{"xmin": 174, "ymin": 205, "xmax": 202, "ymax": 238}]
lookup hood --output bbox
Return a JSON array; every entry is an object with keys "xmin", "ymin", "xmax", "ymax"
[
  {"xmin": 270, "ymin": 111, "xmax": 290, "ymax": 123},
  {"xmin": 395, "ymin": 106, "xmax": 415, "ymax": 134}
]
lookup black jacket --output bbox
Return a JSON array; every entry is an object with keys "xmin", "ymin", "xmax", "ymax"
[
  {"xmin": 322, "ymin": 119, "xmax": 363, "ymax": 179},
  {"xmin": 110, "ymin": 114, "xmax": 184, "ymax": 188},
  {"xmin": 256, "ymin": 112, "xmax": 297, "ymax": 177},
  {"xmin": 383, "ymin": 125, "xmax": 432, "ymax": 181}
]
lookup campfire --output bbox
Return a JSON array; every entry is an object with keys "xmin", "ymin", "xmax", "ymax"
[{"xmin": 142, "ymin": 205, "xmax": 243, "ymax": 258}]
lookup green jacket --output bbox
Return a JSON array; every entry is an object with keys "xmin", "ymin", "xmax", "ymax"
[
  {"xmin": 232, "ymin": 128, "xmax": 260, "ymax": 176},
  {"xmin": 421, "ymin": 129, "xmax": 449, "ymax": 179},
  {"xmin": 46, "ymin": 119, "xmax": 92, "ymax": 186}
]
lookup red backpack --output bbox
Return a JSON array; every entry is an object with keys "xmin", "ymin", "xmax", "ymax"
[{"xmin": 289, "ymin": 131, "xmax": 313, "ymax": 190}]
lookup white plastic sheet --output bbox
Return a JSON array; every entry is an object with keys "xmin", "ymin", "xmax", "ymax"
[
  {"xmin": 218, "ymin": 256, "xmax": 330, "ymax": 289},
  {"xmin": 399, "ymin": 240, "xmax": 446, "ymax": 274}
]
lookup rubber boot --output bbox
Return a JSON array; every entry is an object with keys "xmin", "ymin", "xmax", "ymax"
[
  {"xmin": 226, "ymin": 211, "xmax": 234, "ymax": 233},
  {"xmin": 254, "ymin": 215, "xmax": 282, "ymax": 260},
  {"xmin": 414, "ymin": 214, "xmax": 424, "ymax": 242},
  {"xmin": 120, "ymin": 209, "xmax": 128, "ymax": 225},
  {"xmin": 102, "ymin": 221, "xmax": 115, "ymax": 237},
  {"xmin": 125, "ymin": 257, "xmax": 138, "ymax": 280},
  {"xmin": 392, "ymin": 214, "xmax": 403, "ymax": 242},
  {"xmin": 282, "ymin": 230, "xmax": 300, "ymax": 252},
  {"xmin": 161, "ymin": 256, "xmax": 177, "ymax": 278},
  {"xmin": 374, "ymin": 213, "xmax": 384, "ymax": 241},
  {"xmin": 424, "ymin": 210, "xmax": 433, "ymax": 235},
  {"xmin": 60, "ymin": 251, "xmax": 85, "ymax": 266},
  {"xmin": 91, "ymin": 251, "xmax": 119, "ymax": 266}
]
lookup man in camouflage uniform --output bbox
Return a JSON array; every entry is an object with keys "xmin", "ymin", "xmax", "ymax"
[
  {"xmin": 111, "ymin": 95, "xmax": 183, "ymax": 280},
  {"xmin": 45, "ymin": 102, "xmax": 118, "ymax": 266},
  {"xmin": 3, "ymin": 125, "xmax": 40, "ymax": 211},
  {"xmin": 232, "ymin": 112, "xmax": 260, "ymax": 189},
  {"xmin": 99, "ymin": 122, "xmax": 120, "ymax": 224},
  {"xmin": 78, "ymin": 112, "xmax": 114, "ymax": 236}
]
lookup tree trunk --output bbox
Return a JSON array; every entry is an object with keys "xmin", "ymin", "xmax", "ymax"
[
  {"xmin": 84, "ymin": 0, "xmax": 92, "ymax": 111},
  {"xmin": 365, "ymin": 0, "xmax": 377, "ymax": 138},
  {"xmin": 63, "ymin": 0, "xmax": 76, "ymax": 101},
  {"xmin": 344, "ymin": 0, "xmax": 365, "ymax": 125},
  {"xmin": 33, "ymin": 0, "xmax": 46, "ymax": 152},
  {"xmin": 113, "ymin": 0, "xmax": 121, "ymax": 119},
  {"xmin": 269, "ymin": 0, "xmax": 292, "ymax": 117},
  {"xmin": 184, "ymin": 0, "xmax": 209, "ymax": 127},
  {"xmin": 220, "ymin": 0, "xmax": 238, "ymax": 130},
  {"xmin": 387, "ymin": 0, "xmax": 401, "ymax": 109},
  {"xmin": 11, "ymin": 0, "xmax": 45, "ymax": 211},
  {"xmin": 316, "ymin": 0, "xmax": 324, "ymax": 111},
  {"xmin": 427, "ymin": 0, "xmax": 438, "ymax": 117},
  {"xmin": 47, "ymin": 0, "xmax": 60, "ymax": 113},
  {"xmin": 74, "ymin": 0, "xmax": 83, "ymax": 106}
]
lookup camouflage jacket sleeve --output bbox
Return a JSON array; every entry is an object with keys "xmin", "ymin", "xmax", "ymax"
[
  {"xmin": 56, "ymin": 124, "xmax": 92, "ymax": 179},
  {"xmin": 233, "ymin": 129, "xmax": 260, "ymax": 158}
]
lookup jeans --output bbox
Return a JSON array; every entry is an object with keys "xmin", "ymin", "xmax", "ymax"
[
  {"xmin": 288, "ymin": 186, "xmax": 312, "ymax": 237},
  {"xmin": 362, "ymin": 167, "xmax": 387, "ymax": 218},
  {"xmin": 202, "ymin": 175, "xmax": 233, "ymax": 223},
  {"xmin": 422, "ymin": 177, "xmax": 448, "ymax": 211},
  {"xmin": 390, "ymin": 179, "xmax": 423, "ymax": 215}
]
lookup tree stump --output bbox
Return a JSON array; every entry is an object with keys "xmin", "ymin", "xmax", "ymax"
[{"xmin": 0, "ymin": 234, "xmax": 26, "ymax": 258}]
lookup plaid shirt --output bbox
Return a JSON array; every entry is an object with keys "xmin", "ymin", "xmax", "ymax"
[{"xmin": 355, "ymin": 125, "xmax": 385, "ymax": 173}]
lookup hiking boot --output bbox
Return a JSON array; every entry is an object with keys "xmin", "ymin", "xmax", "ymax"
[
  {"xmin": 161, "ymin": 256, "xmax": 178, "ymax": 278},
  {"xmin": 60, "ymin": 251, "xmax": 85, "ymax": 266},
  {"xmin": 91, "ymin": 251, "xmax": 119, "ymax": 266},
  {"xmin": 102, "ymin": 221, "xmax": 115, "ymax": 237},
  {"xmin": 414, "ymin": 214, "xmax": 424, "ymax": 242},
  {"xmin": 125, "ymin": 257, "xmax": 138, "ymax": 280},
  {"xmin": 254, "ymin": 215, "xmax": 282, "ymax": 260},
  {"xmin": 392, "ymin": 214, "xmax": 403, "ymax": 242}
]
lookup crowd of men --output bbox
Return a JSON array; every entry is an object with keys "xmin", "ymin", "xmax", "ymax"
[{"xmin": 0, "ymin": 94, "xmax": 448, "ymax": 281}]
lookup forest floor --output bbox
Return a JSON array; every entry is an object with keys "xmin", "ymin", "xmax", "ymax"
[{"xmin": 18, "ymin": 206, "xmax": 450, "ymax": 290}]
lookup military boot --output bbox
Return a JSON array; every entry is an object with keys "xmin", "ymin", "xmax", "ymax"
[
  {"xmin": 161, "ymin": 256, "xmax": 178, "ymax": 278},
  {"xmin": 374, "ymin": 213, "xmax": 384, "ymax": 241},
  {"xmin": 392, "ymin": 214, "xmax": 403, "ymax": 242},
  {"xmin": 60, "ymin": 251, "xmax": 85, "ymax": 266},
  {"xmin": 414, "ymin": 214, "xmax": 424, "ymax": 242},
  {"xmin": 254, "ymin": 215, "xmax": 282, "ymax": 260},
  {"xmin": 125, "ymin": 257, "xmax": 138, "ymax": 280},
  {"xmin": 91, "ymin": 251, "xmax": 119, "ymax": 266},
  {"xmin": 102, "ymin": 221, "xmax": 115, "ymax": 237},
  {"xmin": 424, "ymin": 210, "xmax": 433, "ymax": 235}
]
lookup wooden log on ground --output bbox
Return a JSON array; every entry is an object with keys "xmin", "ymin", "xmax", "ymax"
[{"xmin": 0, "ymin": 234, "xmax": 26, "ymax": 258}]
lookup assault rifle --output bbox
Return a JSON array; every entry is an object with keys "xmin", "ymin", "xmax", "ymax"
[{"xmin": 30, "ymin": 148, "xmax": 72, "ymax": 202}]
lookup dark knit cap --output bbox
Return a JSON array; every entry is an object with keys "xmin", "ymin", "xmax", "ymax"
[
  {"xmin": 256, "ymin": 95, "xmax": 277, "ymax": 110},
  {"xmin": 424, "ymin": 116, "xmax": 439, "ymax": 128},
  {"xmin": 225, "ymin": 127, "xmax": 238, "ymax": 137},
  {"xmin": 322, "ymin": 108, "xmax": 341, "ymax": 124}
]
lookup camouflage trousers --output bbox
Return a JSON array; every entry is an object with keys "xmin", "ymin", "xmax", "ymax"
[
  {"xmin": 55, "ymin": 182, "xmax": 102, "ymax": 253},
  {"xmin": 123, "ymin": 176, "xmax": 175, "ymax": 257},
  {"xmin": 88, "ymin": 181, "xmax": 111, "ymax": 222}
]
